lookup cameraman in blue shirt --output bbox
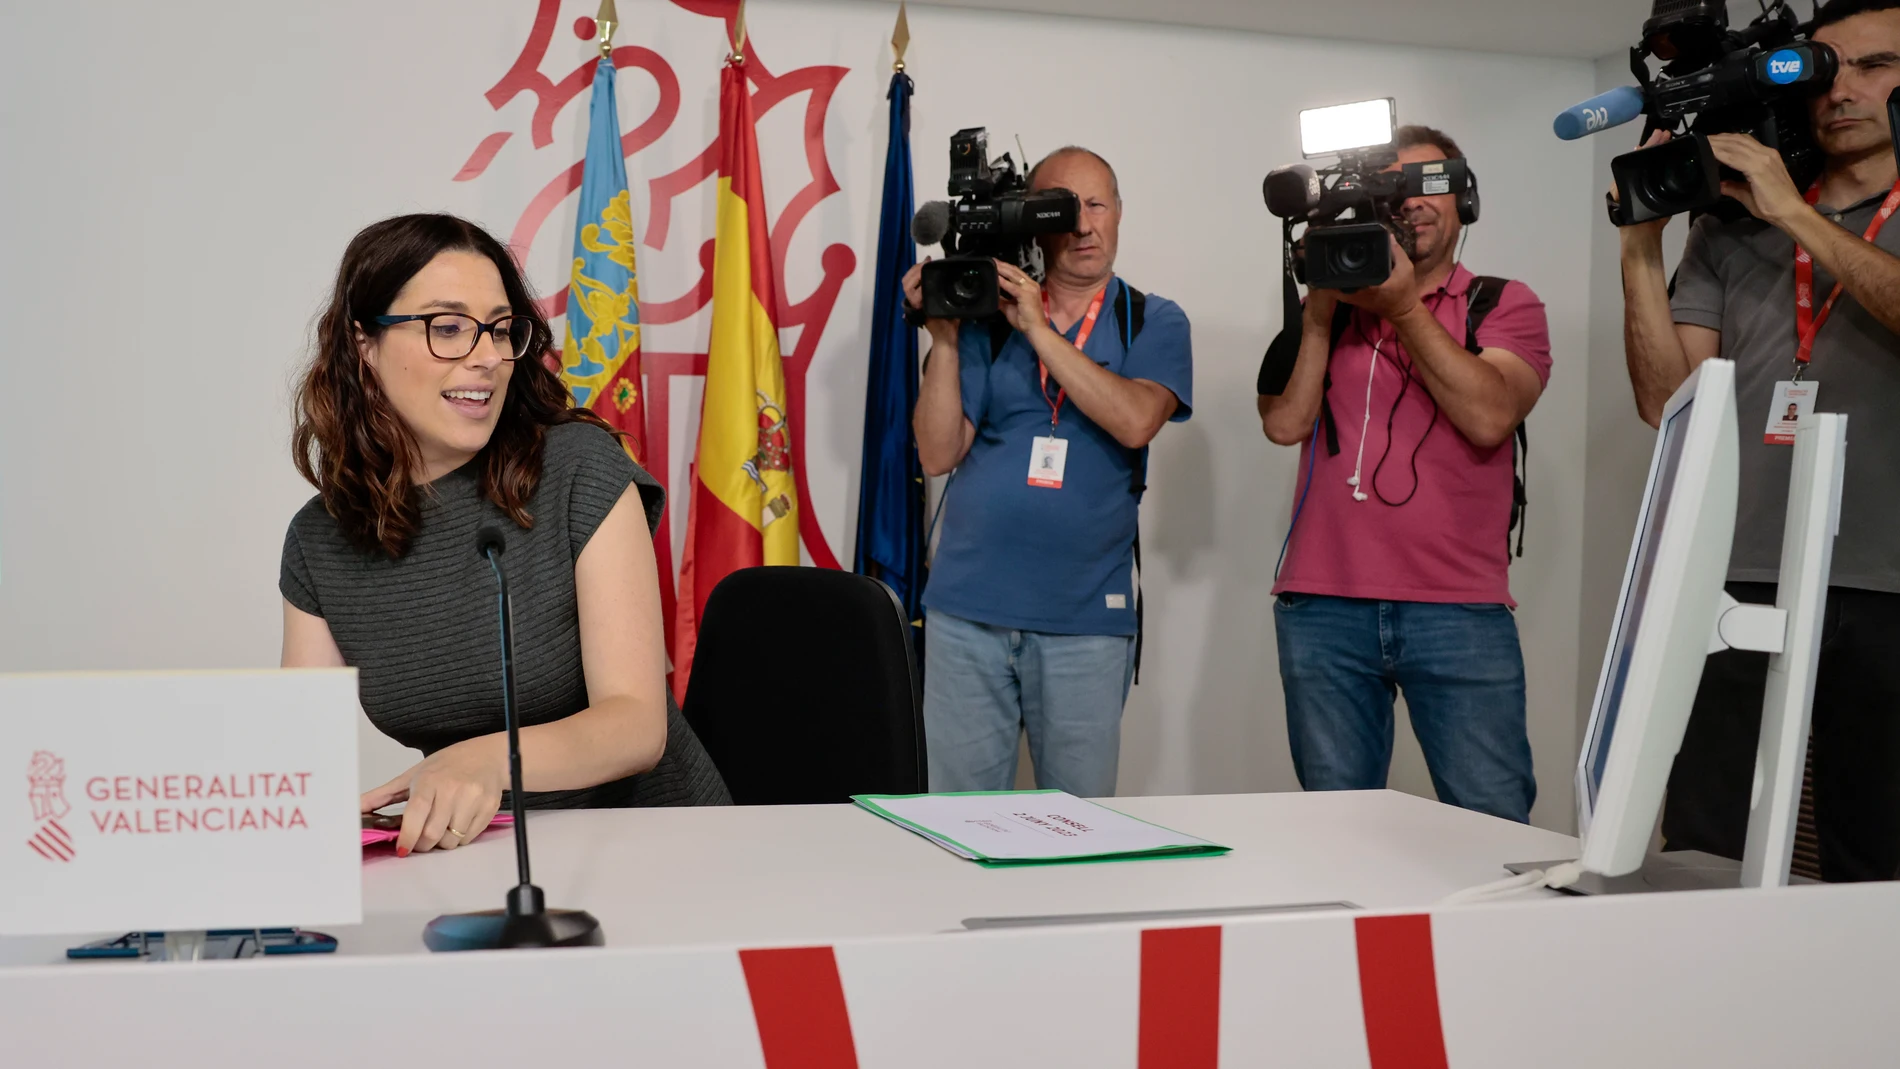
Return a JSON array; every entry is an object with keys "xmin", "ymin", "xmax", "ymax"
[{"xmin": 902, "ymin": 147, "xmax": 1194, "ymax": 796}]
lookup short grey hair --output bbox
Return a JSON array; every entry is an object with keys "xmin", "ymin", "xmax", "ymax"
[{"xmin": 1027, "ymin": 146, "xmax": 1120, "ymax": 202}]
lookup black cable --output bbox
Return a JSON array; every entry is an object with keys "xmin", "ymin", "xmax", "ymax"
[
  {"xmin": 1370, "ymin": 369, "xmax": 1437, "ymax": 507},
  {"xmin": 1347, "ymin": 288, "xmax": 1451, "ymax": 508}
]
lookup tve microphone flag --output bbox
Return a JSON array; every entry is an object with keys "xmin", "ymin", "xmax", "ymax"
[{"xmin": 853, "ymin": 69, "xmax": 927, "ymax": 658}]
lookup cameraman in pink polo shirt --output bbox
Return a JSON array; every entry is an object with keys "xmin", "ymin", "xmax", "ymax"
[{"xmin": 1258, "ymin": 126, "xmax": 1552, "ymax": 823}]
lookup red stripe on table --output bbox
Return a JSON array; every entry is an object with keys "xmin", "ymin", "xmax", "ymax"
[
  {"xmin": 1354, "ymin": 914, "xmax": 1449, "ymax": 1069},
  {"xmin": 1138, "ymin": 925, "xmax": 1223, "ymax": 1069},
  {"xmin": 738, "ymin": 946, "xmax": 861, "ymax": 1069}
]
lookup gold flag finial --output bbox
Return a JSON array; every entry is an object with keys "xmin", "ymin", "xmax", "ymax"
[
  {"xmin": 892, "ymin": 2, "xmax": 911, "ymax": 72},
  {"xmin": 596, "ymin": 0, "xmax": 618, "ymax": 58},
  {"xmin": 729, "ymin": 0, "xmax": 749, "ymax": 61}
]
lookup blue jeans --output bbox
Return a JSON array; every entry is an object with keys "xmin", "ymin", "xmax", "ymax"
[
  {"xmin": 923, "ymin": 611, "xmax": 1135, "ymax": 796},
  {"xmin": 1273, "ymin": 593, "xmax": 1535, "ymax": 823}
]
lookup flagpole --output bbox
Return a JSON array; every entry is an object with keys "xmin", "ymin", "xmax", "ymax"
[{"xmin": 893, "ymin": 2, "xmax": 910, "ymax": 72}]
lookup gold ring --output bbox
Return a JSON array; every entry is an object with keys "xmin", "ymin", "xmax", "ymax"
[{"xmin": 445, "ymin": 827, "xmax": 466, "ymax": 841}]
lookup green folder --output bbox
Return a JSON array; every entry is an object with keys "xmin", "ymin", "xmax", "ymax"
[{"xmin": 852, "ymin": 789, "xmax": 1231, "ymax": 867}]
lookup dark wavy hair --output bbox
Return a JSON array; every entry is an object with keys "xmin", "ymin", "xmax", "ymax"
[{"xmin": 293, "ymin": 213, "xmax": 612, "ymax": 558}]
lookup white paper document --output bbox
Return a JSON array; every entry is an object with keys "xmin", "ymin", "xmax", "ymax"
[{"xmin": 852, "ymin": 790, "xmax": 1229, "ymax": 865}]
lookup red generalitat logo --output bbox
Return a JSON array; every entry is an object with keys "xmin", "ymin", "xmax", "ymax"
[
  {"xmin": 452, "ymin": 0, "xmax": 857, "ymax": 637},
  {"xmin": 26, "ymin": 750, "xmax": 75, "ymax": 862}
]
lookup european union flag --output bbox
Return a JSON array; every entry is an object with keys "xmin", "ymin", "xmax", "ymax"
[
  {"xmin": 853, "ymin": 72, "xmax": 926, "ymax": 652},
  {"xmin": 561, "ymin": 56, "xmax": 647, "ymax": 462}
]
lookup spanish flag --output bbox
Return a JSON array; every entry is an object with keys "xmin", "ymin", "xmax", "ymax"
[
  {"xmin": 560, "ymin": 53, "xmax": 647, "ymax": 464},
  {"xmin": 674, "ymin": 56, "xmax": 799, "ymax": 696}
]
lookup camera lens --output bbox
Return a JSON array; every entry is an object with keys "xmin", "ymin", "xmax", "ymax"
[
  {"xmin": 1634, "ymin": 145, "xmax": 1711, "ymax": 213},
  {"xmin": 951, "ymin": 266, "xmax": 985, "ymax": 303},
  {"xmin": 1332, "ymin": 238, "xmax": 1372, "ymax": 275},
  {"xmin": 1654, "ymin": 154, "xmax": 1705, "ymax": 203}
]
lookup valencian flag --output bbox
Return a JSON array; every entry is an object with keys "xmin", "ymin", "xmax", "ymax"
[
  {"xmin": 560, "ymin": 51, "xmax": 647, "ymax": 463},
  {"xmin": 853, "ymin": 66, "xmax": 926, "ymax": 657},
  {"xmin": 673, "ymin": 54, "xmax": 800, "ymax": 696}
]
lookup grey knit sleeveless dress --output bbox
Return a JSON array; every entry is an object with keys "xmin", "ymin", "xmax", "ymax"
[{"xmin": 280, "ymin": 421, "xmax": 729, "ymax": 808}]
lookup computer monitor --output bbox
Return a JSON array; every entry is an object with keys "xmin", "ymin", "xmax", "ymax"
[
  {"xmin": 1577, "ymin": 359, "xmax": 1739, "ymax": 878},
  {"xmin": 1575, "ymin": 359, "xmax": 1846, "ymax": 886}
]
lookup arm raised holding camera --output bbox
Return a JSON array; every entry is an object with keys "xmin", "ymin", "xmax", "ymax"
[
  {"xmin": 1709, "ymin": 131, "xmax": 1900, "ymax": 335},
  {"xmin": 906, "ymin": 259, "xmax": 976, "ymax": 477},
  {"xmin": 993, "ymin": 262, "xmax": 1179, "ymax": 450},
  {"xmin": 1617, "ymin": 131, "xmax": 1723, "ymax": 427},
  {"xmin": 1325, "ymin": 237, "xmax": 1542, "ymax": 450},
  {"xmin": 1258, "ymin": 289, "xmax": 1338, "ymax": 446}
]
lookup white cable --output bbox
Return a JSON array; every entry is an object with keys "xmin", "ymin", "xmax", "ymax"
[
  {"xmin": 1347, "ymin": 336, "xmax": 1383, "ymax": 502},
  {"xmin": 1437, "ymin": 861, "xmax": 1584, "ymax": 906}
]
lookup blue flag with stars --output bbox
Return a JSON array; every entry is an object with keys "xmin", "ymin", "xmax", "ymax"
[{"xmin": 854, "ymin": 71, "xmax": 926, "ymax": 654}]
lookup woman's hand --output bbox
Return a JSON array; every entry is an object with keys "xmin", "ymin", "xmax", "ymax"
[{"xmin": 361, "ymin": 735, "xmax": 507, "ymax": 857}]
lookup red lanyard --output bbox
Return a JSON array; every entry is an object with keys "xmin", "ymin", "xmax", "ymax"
[
  {"xmin": 1036, "ymin": 284, "xmax": 1107, "ymax": 428},
  {"xmin": 1794, "ymin": 178, "xmax": 1900, "ymax": 370}
]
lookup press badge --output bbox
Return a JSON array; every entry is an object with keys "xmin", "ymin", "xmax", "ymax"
[
  {"xmin": 1764, "ymin": 380, "xmax": 1818, "ymax": 445},
  {"xmin": 1028, "ymin": 436, "xmax": 1068, "ymax": 488}
]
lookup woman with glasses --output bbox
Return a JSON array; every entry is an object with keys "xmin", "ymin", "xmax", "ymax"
[{"xmin": 280, "ymin": 214, "xmax": 728, "ymax": 856}]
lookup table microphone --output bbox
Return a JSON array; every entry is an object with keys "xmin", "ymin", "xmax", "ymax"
[{"xmin": 421, "ymin": 525, "xmax": 604, "ymax": 951}]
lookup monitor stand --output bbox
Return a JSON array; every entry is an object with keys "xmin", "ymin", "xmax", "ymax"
[{"xmin": 1504, "ymin": 852, "xmax": 1817, "ymax": 896}]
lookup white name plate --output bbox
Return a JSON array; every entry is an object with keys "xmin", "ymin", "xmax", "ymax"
[{"xmin": 1, "ymin": 670, "xmax": 361, "ymax": 936}]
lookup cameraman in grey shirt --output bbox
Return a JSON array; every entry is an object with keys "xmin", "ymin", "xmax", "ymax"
[{"xmin": 1618, "ymin": 0, "xmax": 1900, "ymax": 882}]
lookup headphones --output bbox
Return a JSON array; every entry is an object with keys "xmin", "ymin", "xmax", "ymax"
[{"xmin": 1456, "ymin": 164, "xmax": 1481, "ymax": 227}]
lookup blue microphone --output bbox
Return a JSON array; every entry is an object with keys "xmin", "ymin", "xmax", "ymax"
[{"xmin": 1553, "ymin": 85, "xmax": 1646, "ymax": 141}]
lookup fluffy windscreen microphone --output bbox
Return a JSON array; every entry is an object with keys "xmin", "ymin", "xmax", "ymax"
[{"xmin": 911, "ymin": 200, "xmax": 952, "ymax": 246}]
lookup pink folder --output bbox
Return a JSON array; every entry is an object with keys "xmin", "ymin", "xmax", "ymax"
[{"xmin": 361, "ymin": 813, "xmax": 514, "ymax": 848}]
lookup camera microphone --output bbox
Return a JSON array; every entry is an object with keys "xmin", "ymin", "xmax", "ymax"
[
  {"xmin": 911, "ymin": 200, "xmax": 952, "ymax": 246},
  {"xmin": 1553, "ymin": 85, "xmax": 1646, "ymax": 141}
]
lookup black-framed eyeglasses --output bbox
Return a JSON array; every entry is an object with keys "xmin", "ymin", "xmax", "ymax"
[{"xmin": 372, "ymin": 313, "xmax": 539, "ymax": 361}]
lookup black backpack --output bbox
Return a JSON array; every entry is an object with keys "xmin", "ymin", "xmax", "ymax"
[
  {"xmin": 987, "ymin": 284, "xmax": 1154, "ymax": 679},
  {"xmin": 1314, "ymin": 276, "xmax": 1529, "ymax": 559}
]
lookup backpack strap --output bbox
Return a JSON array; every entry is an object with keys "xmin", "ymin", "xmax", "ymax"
[
  {"xmin": 1116, "ymin": 280, "xmax": 1149, "ymax": 684},
  {"xmin": 1463, "ymin": 275, "xmax": 1529, "ymax": 559},
  {"xmin": 1511, "ymin": 422, "xmax": 1528, "ymax": 559},
  {"xmin": 1317, "ymin": 304, "xmax": 1352, "ymax": 458},
  {"xmin": 1113, "ymin": 282, "xmax": 1147, "ymax": 344},
  {"xmin": 1463, "ymin": 276, "xmax": 1507, "ymax": 354}
]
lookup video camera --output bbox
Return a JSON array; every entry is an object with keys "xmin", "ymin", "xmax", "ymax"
[
  {"xmin": 911, "ymin": 128, "xmax": 1080, "ymax": 320},
  {"xmin": 1609, "ymin": 0, "xmax": 1836, "ymax": 225},
  {"xmin": 1263, "ymin": 99, "xmax": 1473, "ymax": 291}
]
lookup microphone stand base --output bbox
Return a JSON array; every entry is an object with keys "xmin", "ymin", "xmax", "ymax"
[{"xmin": 423, "ymin": 908, "xmax": 604, "ymax": 952}]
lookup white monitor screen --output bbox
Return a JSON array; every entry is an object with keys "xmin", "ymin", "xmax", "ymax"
[
  {"xmin": 1585, "ymin": 397, "xmax": 1695, "ymax": 812},
  {"xmin": 1299, "ymin": 98, "xmax": 1396, "ymax": 158}
]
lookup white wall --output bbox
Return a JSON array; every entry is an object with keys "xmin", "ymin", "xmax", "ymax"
[{"xmin": 0, "ymin": 1, "xmax": 1600, "ymax": 829}]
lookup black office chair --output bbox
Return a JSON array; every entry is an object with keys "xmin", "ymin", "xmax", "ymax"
[{"xmin": 682, "ymin": 566, "xmax": 926, "ymax": 804}]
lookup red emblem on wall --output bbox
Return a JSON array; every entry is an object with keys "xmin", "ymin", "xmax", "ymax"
[
  {"xmin": 451, "ymin": 0, "xmax": 855, "ymax": 630},
  {"xmin": 26, "ymin": 750, "xmax": 75, "ymax": 862}
]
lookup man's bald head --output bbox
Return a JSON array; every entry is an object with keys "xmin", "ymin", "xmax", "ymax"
[
  {"xmin": 1025, "ymin": 146, "xmax": 1122, "ymax": 288},
  {"xmin": 1028, "ymin": 146, "xmax": 1121, "ymax": 203}
]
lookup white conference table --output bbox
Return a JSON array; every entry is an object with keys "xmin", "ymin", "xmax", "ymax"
[{"xmin": 0, "ymin": 789, "xmax": 1576, "ymax": 964}]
